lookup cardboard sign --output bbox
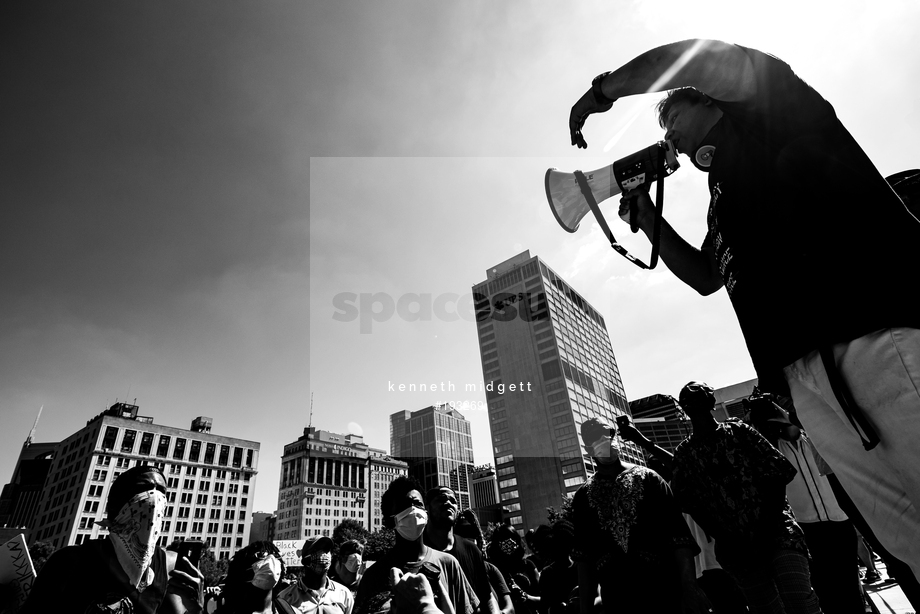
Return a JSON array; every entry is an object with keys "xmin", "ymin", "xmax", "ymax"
[
  {"xmin": 273, "ymin": 540, "xmax": 303, "ymax": 568},
  {"xmin": 0, "ymin": 534, "xmax": 35, "ymax": 608}
]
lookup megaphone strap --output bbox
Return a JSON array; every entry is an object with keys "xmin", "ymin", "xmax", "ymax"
[{"xmin": 575, "ymin": 150, "xmax": 666, "ymax": 270}]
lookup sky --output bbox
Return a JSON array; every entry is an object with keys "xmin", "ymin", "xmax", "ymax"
[{"xmin": 2, "ymin": 0, "xmax": 918, "ymax": 518}]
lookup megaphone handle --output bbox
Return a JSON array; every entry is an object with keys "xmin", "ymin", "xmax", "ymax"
[
  {"xmin": 629, "ymin": 198, "xmax": 639, "ymax": 234},
  {"xmin": 648, "ymin": 154, "xmax": 666, "ymax": 269}
]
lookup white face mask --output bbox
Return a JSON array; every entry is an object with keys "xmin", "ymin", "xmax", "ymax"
[
  {"xmin": 591, "ymin": 436, "xmax": 619, "ymax": 465},
  {"xmin": 344, "ymin": 553, "xmax": 362, "ymax": 573},
  {"xmin": 394, "ymin": 506, "xmax": 428, "ymax": 541},
  {"xmin": 251, "ymin": 555, "xmax": 282, "ymax": 590}
]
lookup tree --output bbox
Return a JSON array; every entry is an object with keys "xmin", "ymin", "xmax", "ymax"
[
  {"xmin": 362, "ymin": 528, "xmax": 395, "ymax": 561},
  {"xmin": 546, "ymin": 492, "xmax": 575, "ymax": 524},
  {"xmin": 28, "ymin": 540, "xmax": 55, "ymax": 575},
  {"xmin": 332, "ymin": 518, "xmax": 370, "ymax": 556}
]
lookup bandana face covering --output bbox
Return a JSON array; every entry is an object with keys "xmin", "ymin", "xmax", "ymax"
[
  {"xmin": 499, "ymin": 538, "xmax": 519, "ymax": 557},
  {"xmin": 303, "ymin": 551, "xmax": 332, "ymax": 575},
  {"xmin": 251, "ymin": 554, "xmax": 282, "ymax": 590},
  {"xmin": 394, "ymin": 506, "xmax": 428, "ymax": 541},
  {"xmin": 107, "ymin": 489, "xmax": 167, "ymax": 589}
]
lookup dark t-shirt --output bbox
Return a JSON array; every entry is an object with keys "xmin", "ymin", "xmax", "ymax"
[
  {"xmin": 536, "ymin": 560, "xmax": 577, "ymax": 614},
  {"xmin": 700, "ymin": 46, "xmax": 920, "ymax": 386},
  {"xmin": 20, "ymin": 538, "xmax": 169, "ymax": 614},
  {"xmin": 484, "ymin": 561, "xmax": 510, "ymax": 597},
  {"xmin": 442, "ymin": 536, "xmax": 493, "ymax": 613}
]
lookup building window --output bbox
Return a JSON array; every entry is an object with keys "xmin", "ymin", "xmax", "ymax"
[
  {"xmin": 157, "ymin": 436, "xmax": 171, "ymax": 458},
  {"xmin": 139, "ymin": 433, "xmax": 154, "ymax": 456},
  {"xmin": 173, "ymin": 438, "xmax": 187, "ymax": 461},
  {"xmin": 204, "ymin": 443, "xmax": 216, "ymax": 465},
  {"xmin": 189, "ymin": 440, "xmax": 202, "ymax": 463},
  {"xmin": 218, "ymin": 445, "xmax": 230, "ymax": 467},
  {"xmin": 102, "ymin": 427, "xmax": 119, "ymax": 450}
]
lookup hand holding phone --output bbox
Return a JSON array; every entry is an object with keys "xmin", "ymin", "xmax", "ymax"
[{"xmin": 176, "ymin": 540, "xmax": 205, "ymax": 568}]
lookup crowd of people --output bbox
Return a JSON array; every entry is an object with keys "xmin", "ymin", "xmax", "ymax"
[{"xmin": 13, "ymin": 396, "xmax": 917, "ymax": 614}]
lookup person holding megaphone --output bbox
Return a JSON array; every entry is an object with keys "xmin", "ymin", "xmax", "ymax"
[{"xmin": 564, "ymin": 38, "xmax": 920, "ymax": 590}]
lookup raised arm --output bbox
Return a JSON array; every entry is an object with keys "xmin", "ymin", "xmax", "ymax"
[{"xmin": 570, "ymin": 39, "xmax": 755, "ymax": 148}]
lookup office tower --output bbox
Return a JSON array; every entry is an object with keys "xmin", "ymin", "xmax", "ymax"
[
  {"xmin": 368, "ymin": 449, "xmax": 409, "ymax": 531},
  {"xmin": 29, "ymin": 402, "xmax": 260, "ymax": 559},
  {"xmin": 469, "ymin": 464, "xmax": 498, "ymax": 510},
  {"xmin": 0, "ymin": 408, "xmax": 56, "ymax": 533},
  {"xmin": 472, "ymin": 251, "xmax": 642, "ymax": 531},
  {"xmin": 276, "ymin": 428, "xmax": 406, "ymax": 540},
  {"xmin": 249, "ymin": 511, "xmax": 277, "ymax": 544},
  {"xmin": 0, "ymin": 442, "xmax": 57, "ymax": 533},
  {"xmin": 629, "ymin": 379, "xmax": 759, "ymax": 456},
  {"xmin": 389, "ymin": 403, "xmax": 475, "ymax": 510},
  {"xmin": 628, "ymin": 394, "xmax": 692, "ymax": 455}
]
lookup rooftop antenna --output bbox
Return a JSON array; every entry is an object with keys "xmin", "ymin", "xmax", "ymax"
[
  {"xmin": 25, "ymin": 405, "xmax": 43, "ymax": 446},
  {"xmin": 308, "ymin": 393, "xmax": 314, "ymax": 430}
]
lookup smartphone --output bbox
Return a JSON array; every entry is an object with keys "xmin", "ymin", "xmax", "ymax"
[
  {"xmin": 176, "ymin": 540, "xmax": 205, "ymax": 567},
  {"xmin": 615, "ymin": 415, "xmax": 631, "ymax": 430}
]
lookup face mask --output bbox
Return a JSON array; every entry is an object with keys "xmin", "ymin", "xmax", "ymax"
[
  {"xmin": 394, "ymin": 506, "xmax": 428, "ymax": 541},
  {"xmin": 107, "ymin": 489, "xmax": 167, "ymax": 588},
  {"xmin": 251, "ymin": 555, "xmax": 282, "ymax": 590},
  {"xmin": 303, "ymin": 551, "xmax": 332, "ymax": 575},
  {"xmin": 344, "ymin": 553, "xmax": 362, "ymax": 573},
  {"xmin": 591, "ymin": 437, "xmax": 619, "ymax": 465}
]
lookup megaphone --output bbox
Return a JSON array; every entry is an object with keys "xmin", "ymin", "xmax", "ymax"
[{"xmin": 545, "ymin": 140, "xmax": 679, "ymax": 269}]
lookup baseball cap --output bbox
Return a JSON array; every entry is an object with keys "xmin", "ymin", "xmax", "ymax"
[{"xmin": 298, "ymin": 535, "xmax": 334, "ymax": 558}]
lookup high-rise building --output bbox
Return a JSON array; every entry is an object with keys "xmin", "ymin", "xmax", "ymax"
[
  {"xmin": 469, "ymin": 464, "xmax": 498, "ymax": 511},
  {"xmin": 629, "ymin": 379, "xmax": 759, "ymax": 457},
  {"xmin": 472, "ymin": 251, "xmax": 643, "ymax": 531},
  {"xmin": 249, "ymin": 511, "xmax": 277, "ymax": 544},
  {"xmin": 390, "ymin": 404, "xmax": 475, "ymax": 510},
  {"xmin": 28, "ymin": 402, "xmax": 260, "ymax": 560},
  {"xmin": 368, "ymin": 450, "xmax": 409, "ymax": 532},
  {"xmin": 628, "ymin": 394, "xmax": 692, "ymax": 455},
  {"xmin": 276, "ymin": 428, "xmax": 406, "ymax": 540},
  {"xmin": 0, "ymin": 441, "xmax": 57, "ymax": 532}
]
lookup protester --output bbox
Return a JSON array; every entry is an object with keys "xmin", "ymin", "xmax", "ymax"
[
  {"xmin": 453, "ymin": 510, "xmax": 485, "ymax": 553},
  {"xmin": 568, "ymin": 38, "xmax": 920, "ymax": 579},
  {"xmin": 330, "ymin": 540, "xmax": 365, "ymax": 594},
  {"xmin": 277, "ymin": 535, "xmax": 353, "ymax": 614},
  {"xmin": 454, "ymin": 511, "xmax": 515, "ymax": 614},
  {"xmin": 354, "ymin": 476, "xmax": 478, "ymax": 614},
  {"xmin": 523, "ymin": 527, "xmax": 550, "ymax": 573},
  {"xmin": 747, "ymin": 393, "xmax": 863, "ymax": 614},
  {"xmin": 424, "ymin": 486, "xmax": 496, "ymax": 614},
  {"xmin": 486, "ymin": 526, "xmax": 540, "ymax": 614},
  {"xmin": 214, "ymin": 540, "xmax": 295, "ymax": 614},
  {"xmin": 670, "ymin": 382, "xmax": 820, "ymax": 614},
  {"xmin": 21, "ymin": 464, "xmax": 203, "ymax": 614},
  {"xmin": 572, "ymin": 418, "xmax": 708, "ymax": 614},
  {"xmin": 618, "ymin": 415, "xmax": 748, "ymax": 614},
  {"xmin": 535, "ymin": 521, "xmax": 577, "ymax": 614}
]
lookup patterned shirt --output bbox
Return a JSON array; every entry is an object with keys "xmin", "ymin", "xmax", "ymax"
[
  {"xmin": 573, "ymin": 465, "xmax": 698, "ymax": 573},
  {"xmin": 278, "ymin": 575, "xmax": 354, "ymax": 614},
  {"xmin": 671, "ymin": 420, "xmax": 806, "ymax": 569}
]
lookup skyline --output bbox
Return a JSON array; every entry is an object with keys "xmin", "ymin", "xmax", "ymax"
[{"xmin": 3, "ymin": 0, "xmax": 918, "ymax": 519}]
